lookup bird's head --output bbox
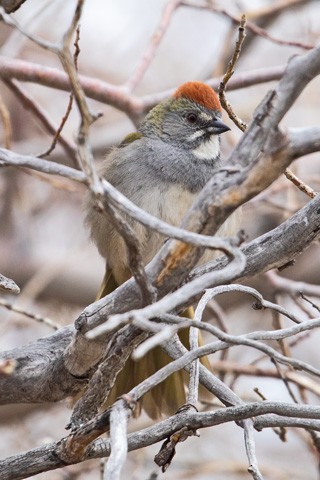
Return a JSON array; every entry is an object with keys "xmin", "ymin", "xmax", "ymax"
[{"xmin": 140, "ymin": 81, "xmax": 230, "ymax": 160}]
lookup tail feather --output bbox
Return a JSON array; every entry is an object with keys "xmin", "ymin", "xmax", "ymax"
[
  {"xmin": 98, "ymin": 268, "xmax": 211, "ymax": 419},
  {"xmin": 96, "ymin": 268, "xmax": 119, "ymax": 299}
]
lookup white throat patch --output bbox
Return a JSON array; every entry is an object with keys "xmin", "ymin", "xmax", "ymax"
[{"xmin": 192, "ymin": 135, "xmax": 220, "ymax": 160}]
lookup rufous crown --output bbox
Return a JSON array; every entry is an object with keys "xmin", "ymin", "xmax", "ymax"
[{"xmin": 173, "ymin": 81, "xmax": 221, "ymax": 111}]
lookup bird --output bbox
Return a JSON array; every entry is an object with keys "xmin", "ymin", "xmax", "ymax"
[{"xmin": 86, "ymin": 81, "xmax": 234, "ymax": 419}]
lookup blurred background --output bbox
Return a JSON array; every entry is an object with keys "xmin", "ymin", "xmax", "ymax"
[{"xmin": 0, "ymin": 0, "xmax": 320, "ymax": 478}]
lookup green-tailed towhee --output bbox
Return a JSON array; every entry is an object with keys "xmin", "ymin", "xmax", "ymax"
[{"xmin": 86, "ymin": 81, "xmax": 236, "ymax": 419}]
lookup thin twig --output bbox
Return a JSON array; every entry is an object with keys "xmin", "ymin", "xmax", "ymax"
[
  {"xmin": 38, "ymin": 91, "xmax": 75, "ymax": 160},
  {"xmin": 3, "ymin": 79, "xmax": 78, "ymax": 166},
  {"xmin": 125, "ymin": 0, "xmax": 182, "ymax": 91},
  {"xmin": 0, "ymin": 298, "xmax": 61, "ymax": 330},
  {"xmin": 284, "ymin": 168, "xmax": 318, "ymax": 199},
  {"xmin": 219, "ymin": 15, "xmax": 248, "ymax": 132},
  {"xmin": 57, "ymin": 0, "xmax": 101, "ymax": 186},
  {"xmin": 39, "ymin": 26, "xmax": 82, "ymax": 165},
  {"xmin": 219, "ymin": 18, "xmax": 317, "ymax": 200},
  {"xmin": 270, "ymin": 292, "xmax": 291, "ymax": 358},
  {"xmin": 247, "ymin": 0, "xmax": 310, "ymax": 21},
  {"xmin": 211, "ymin": 359, "xmax": 320, "ymax": 397},
  {"xmin": 182, "ymin": 1, "xmax": 314, "ymax": 50},
  {"xmin": 132, "ymin": 324, "xmax": 180, "ymax": 360},
  {"xmin": 0, "ymin": 8, "xmax": 59, "ymax": 52},
  {"xmin": 206, "ymin": 300, "xmax": 230, "ymax": 369},
  {"xmin": 265, "ymin": 270, "xmax": 320, "ymax": 298},
  {"xmin": 293, "ymin": 295, "xmax": 318, "ymax": 319},
  {"xmin": 243, "ymin": 422, "xmax": 263, "ymax": 480},
  {"xmin": 300, "ymin": 293, "xmax": 320, "ymax": 313},
  {"xmin": 271, "ymin": 359, "xmax": 299, "ymax": 403}
]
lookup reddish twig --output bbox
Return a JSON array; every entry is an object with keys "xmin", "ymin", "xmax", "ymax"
[
  {"xmin": 38, "ymin": 91, "xmax": 76, "ymax": 161},
  {"xmin": 125, "ymin": 0, "xmax": 182, "ymax": 91},
  {"xmin": 0, "ymin": 56, "xmax": 286, "ymax": 120},
  {"xmin": 284, "ymin": 168, "xmax": 318, "ymax": 199},
  {"xmin": 247, "ymin": 0, "xmax": 310, "ymax": 21},
  {"xmin": 39, "ymin": 26, "xmax": 82, "ymax": 165},
  {"xmin": 246, "ymin": 20, "xmax": 313, "ymax": 50},
  {"xmin": 3, "ymin": 78, "xmax": 78, "ymax": 165},
  {"xmin": 182, "ymin": 1, "xmax": 314, "ymax": 50}
]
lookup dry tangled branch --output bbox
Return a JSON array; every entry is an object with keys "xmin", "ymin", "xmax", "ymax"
[{"xmin": 0, "ymin": 1, "xmax": 320, "ymax": 479}]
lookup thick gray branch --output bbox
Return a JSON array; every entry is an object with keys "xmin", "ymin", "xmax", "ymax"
[
  {"xmin": 1, "ymin": 402, "xmax": 319, "ymax": 480},
  {"xmin": 0, "ymin": 326, "xmax": 85, "ymax": 403}
]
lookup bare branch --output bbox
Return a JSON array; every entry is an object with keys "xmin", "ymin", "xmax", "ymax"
[
  {"xmin": 265, "ymin": 270, "xmax": 320, "ymax": 298},
  {"xmin": 0, "ymin": 55, "xmax": 287, "ymax": 120},
  {"xmin": 247, "ymin": 0, "xmax": 311, "ymax": 21},
  {"xmin": 3, "ymin": 79, "xmax": 78, "ymax": 166},
  {"xmin": 0, "ymin": 298, "xmax": 60, "ymax": 330},
  {"xmin": 182, "ymin": 1, "xmax": 314, "ymax": 50},
  {"xmin": 0, "ymin": 148, "xmax": 86, "ymax": 183},
  {"xmin": 211, "ymin": 360, "xmax": 320, "ymax": 397},
  {"xmin": 284, "ymin": 167, "xmax": 318, "ymax": 198},
  {"xmin": 0, "ymin": 273, "xmax": 20, "ymax": 294},
  {"xmin": 244, "ymin": 422, "xmax": 263, "ymax": 480},
  {"xmin": 1, "ymin": 402, "xmax": 320, "ymax": 480},
  {"xmin": 104, "ymin": 398, "xmax": 132, "ymax": 480},
  {"xmin": 125, "ymin": 0, "xmax": 182, "ymax": 91},
  {"xmin": 219, "ymin": 14, "xmax": 248, "ymax": 132}
]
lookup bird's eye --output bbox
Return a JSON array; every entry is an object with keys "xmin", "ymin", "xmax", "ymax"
[{"xmin": 186, "ymin": 112, "xmax": 198, "ymax": 124}]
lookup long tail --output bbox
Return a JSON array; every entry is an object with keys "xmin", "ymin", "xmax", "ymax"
[{"xmin": 99, "ymin": 268, "xmax": 210, "ymax": 419}]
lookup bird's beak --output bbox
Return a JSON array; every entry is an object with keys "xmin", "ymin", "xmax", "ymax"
[{"xmin": 208, "ymin": 118, "xmax": 230, "ymax": 134}]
